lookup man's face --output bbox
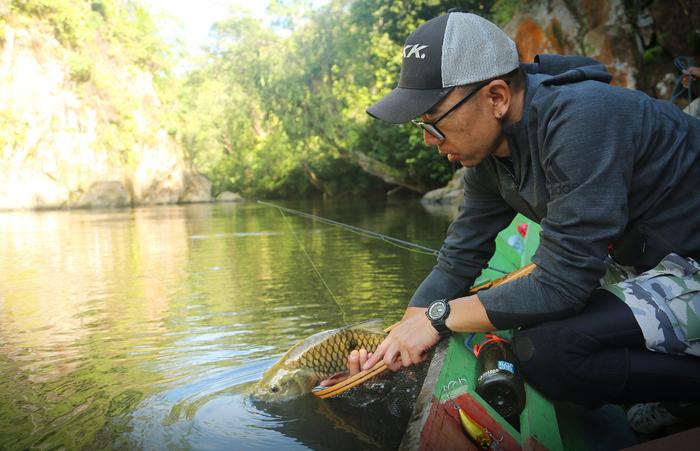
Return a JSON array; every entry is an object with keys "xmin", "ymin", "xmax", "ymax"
[{"xmin": 419, "ymin": 82, "xmax": 508, "ymax": 167}]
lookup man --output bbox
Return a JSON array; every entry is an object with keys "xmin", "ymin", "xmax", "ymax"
[{"xmin": 325, "ymin": 10, "xmax": 700, "ymax": 432}]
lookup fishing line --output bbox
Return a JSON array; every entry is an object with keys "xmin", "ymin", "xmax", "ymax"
[
  {"xmin": 276, "ymin": 207, "xmax": 349, "ymax": 325},
  {"xmin": 259, "ymin": 201, "xmax": 439, "ymax": 256},
  {"xmin": 258, "ymin": 201, "xmax": 510, "ymax": 275}
]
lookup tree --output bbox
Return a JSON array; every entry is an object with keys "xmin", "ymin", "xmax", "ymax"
[{"xmin": 180, "ymin": 0, "xmax": 503, "ymax": 197}]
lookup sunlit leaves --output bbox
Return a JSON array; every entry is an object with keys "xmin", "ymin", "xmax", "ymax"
[{"xmin": 181, "ymin": 0, "xmax": 503, "ymax": 197}]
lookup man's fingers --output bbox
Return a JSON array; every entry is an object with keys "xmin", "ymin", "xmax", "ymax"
[
  {"xmin": 363, "ymin": 340, "xmax": 388, "ymax": 370},
  {"xmin": 358, "ymin": 348, "xmax": 368, "ymax": 369},
  {"xmin": 406, "ymin": 351, "xmax": 426, "ymax": 369},
  {"xmin": 400, "ymin": 349, "xmax": 413, "ymax": 368},
  {"xmin": 319, "ymin": 373, "xmax": 348, "ymax": 386},
  {"xmin": 383, "ymin": 342, "xmax": 402, "ymax": 371},
  {"xmin": 388, "ymin": 356, "xmax": 403, "ymax": 372},
  {"xmin": 362, "ymin": 354, "xmax": 379, "ymax": 370},
  {"xmin": 347, "ymin": 349, "xmax": 360, "ymax": 375}
]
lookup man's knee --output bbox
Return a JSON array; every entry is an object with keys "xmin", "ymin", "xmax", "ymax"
[
  {"xmin": 512, "ymin": 326, "xmax": 573, "ymax": 401},
  {"xmin": 512, "ymin": 324, "xmax": 626, "ymax": 407}
]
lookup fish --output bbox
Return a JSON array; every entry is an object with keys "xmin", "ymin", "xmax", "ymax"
[{"xmin": 253, "ymin": 320, "xmax": 386, "ymax": 401}]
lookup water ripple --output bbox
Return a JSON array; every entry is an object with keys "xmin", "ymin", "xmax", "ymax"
[{"xmin": 0, "ymin": 201, "xmax": 448, "ymax": 449}]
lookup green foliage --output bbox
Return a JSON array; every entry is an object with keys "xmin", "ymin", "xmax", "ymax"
[
  {"xmin": 7, "ymin": 0, "xmax": 179, "ymax": 171},
  {"xmin": 0, "ymin": 15, "xmax": 6, "ymax": 47},
  {"xmin": 0, "ymin": 110, "xmax": 28, "ymax": 153},
  {"xmin": 491, "ymin": 0, "xmax": 520, "ymax": 26},
  {"xmin": 10, "ymin": 0, "xmax": 172, "ymax": 72},
  {"xmin": 642, "ymin": 45, "xmax": 664, "ymax": 64},
  {"xmin": 181, "ymin": 0, "xmax": 503, "ymax": 197},
  {"xmin": 67, "ymin": 52, "xmax": 93, "ymax": 83},
  {"xmin": 11, "ymin": 0, "xmax": 90, "ymax": 46}
]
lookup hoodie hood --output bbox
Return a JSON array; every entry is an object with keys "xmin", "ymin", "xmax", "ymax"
[{"xmin": 522, "ymin": 54, "xmax": 612, "ymax": 86}]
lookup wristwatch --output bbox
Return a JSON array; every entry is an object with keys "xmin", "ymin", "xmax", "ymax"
[{"xmin": 425, "ymin": 299, "xmax": 453, "ymax": 337}]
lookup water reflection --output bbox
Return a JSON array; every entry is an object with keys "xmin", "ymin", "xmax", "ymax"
[{"xmin": 0, "ymin": 200, "xmax": 450, "ymax": 449}]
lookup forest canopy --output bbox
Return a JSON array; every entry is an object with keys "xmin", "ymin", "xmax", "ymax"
[{"xmin": 178, "ymin": 0, "xmax": 518, "ymax": 198}]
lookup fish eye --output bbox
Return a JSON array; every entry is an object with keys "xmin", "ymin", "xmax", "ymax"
[{"xmin": 270, "ymin": 385, "xmax": 279, "ymax": 393}]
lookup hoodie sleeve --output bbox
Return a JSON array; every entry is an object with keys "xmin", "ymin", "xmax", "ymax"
[
  {"xmin": 409, "ymin": 166, "xmax": 516, "ymax": 307},
  {"xmin": 479, "ymin": 86, "xmax": 637, "ymax": 329}
]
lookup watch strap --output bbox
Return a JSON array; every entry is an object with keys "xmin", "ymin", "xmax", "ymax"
[
  {"xmin": 432, "ymin": 320, "xmax": 452, "ymax": 337},
  {"xmin": 426, "ymin": 299, "xmax": 453, "ymax": 337}
]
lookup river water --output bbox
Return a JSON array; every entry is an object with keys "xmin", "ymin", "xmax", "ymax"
[{"xmin": 0, "ymin": 200, "xmax": 463, "ymax": 450}]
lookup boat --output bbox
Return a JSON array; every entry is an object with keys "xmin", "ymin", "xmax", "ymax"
[{"xmin": 399, "ymin": 215, "xmax": 700, "ymax": 450}]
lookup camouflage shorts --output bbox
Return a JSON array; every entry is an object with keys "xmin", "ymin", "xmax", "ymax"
[{"xmin": 601, "ymin": 253, "xmax": 700, "ymax": 357}]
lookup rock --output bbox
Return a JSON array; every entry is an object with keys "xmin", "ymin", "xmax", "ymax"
[
  {"xmin": 130, "ymin": 131, "xmax": 188, "ymax": 205},
  {"xmin": 179, "ymin": 173, "xmax": 212, "ymax": 203},
  {"xmin": 0, "ymin": 22, "xmax": 191, "ymax": 210},
  {"xmin": 504, "ymin": 0, "xmax": 638, "ymax": 89},
  {"xmin": 582, "ymin": 25, "xmax": 637, "ymax": 89},
  {"xmin": 0, "ymin": 170, "xmax": 71, "ymax": 209},
  {"xmin": 138, "ymin": 178, "xmax": 182, "ymax": 205},
  {"xmin": 134, "ymin": 167, "xmax": 184, "ymax": 205},
  {"xmin": 76, "ymin": 181, "xmax": 130, "ymax": 208},
  {"xmin": 421, "ymin": 168, "xmax": 465, "ymax": 206},
  {"xmin": 216, "ymin": 191, "xmax": 244, "ymax": 202}
]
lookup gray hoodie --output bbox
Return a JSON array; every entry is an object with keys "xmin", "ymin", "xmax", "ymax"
[{"xmin": 410, "ymin": 55, "xmax": 700, "ymax": 329}]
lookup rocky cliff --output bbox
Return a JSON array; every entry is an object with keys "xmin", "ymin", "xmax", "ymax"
[
  {"xmin": 504, "ymin": 0, "xmax": 699, "ymax": 96},
  {"xmin": 0, "ymin": 14, "xmax": 211, "ymax": 210}
]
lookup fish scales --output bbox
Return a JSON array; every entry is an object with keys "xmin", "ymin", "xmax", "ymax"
[
  {"xmin": 299, "ymin": 329, "xmax": 383, "ymax": 375},
  {"xmin": 255, "ymin": 320, "xmax": 387, "ymax": 400}
]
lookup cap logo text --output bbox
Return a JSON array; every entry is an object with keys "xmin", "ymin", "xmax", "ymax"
[{"xmin": 403, "ymin": 44, "xmax": 428, "ymax": 59}]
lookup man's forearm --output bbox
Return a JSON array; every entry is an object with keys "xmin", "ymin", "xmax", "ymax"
[
  {"xmin": 444, "ymin": 294, "xmax": 496, "ymax": 332},
  {"xmin": 402, "ymin": 294, "xmax": 495, "ymax": 333}
]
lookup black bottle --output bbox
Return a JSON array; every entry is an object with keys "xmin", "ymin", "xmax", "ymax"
[{"xmin": 474, "ymin": 338, "xmax": 526, "ymax": 426}]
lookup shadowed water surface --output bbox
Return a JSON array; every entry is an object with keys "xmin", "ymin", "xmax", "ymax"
[{"xmin": 0, "ymin": 200, "xmax": 453, "ymax": 450}]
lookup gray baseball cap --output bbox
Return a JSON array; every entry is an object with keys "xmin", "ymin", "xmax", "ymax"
[{"xmin": 366, "ymin": 12, "xmax": 519, "ymax": 124}]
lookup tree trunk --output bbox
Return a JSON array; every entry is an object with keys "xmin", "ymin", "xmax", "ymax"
[
  {"xmin": 338, "ymin": 150, "xmax": 426, "ymax": 194},
  {"xmin": 302, "ymin": 161, "xmax": 333, "ymax": 197}
]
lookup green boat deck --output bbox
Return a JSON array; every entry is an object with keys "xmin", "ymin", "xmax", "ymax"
[
  {"xmin": 400, "ymin": 215, "xmax": 643, "ymax": 450},
  {"xmin": 423, "ymin": 331, "xmax": 641, "ymax": 450}
]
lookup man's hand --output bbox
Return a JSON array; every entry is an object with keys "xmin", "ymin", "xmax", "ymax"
[
  {"xmin": 682, "ymin": 67, "xmax": 700, "ymax": 89},
  {"xmin": 318, "ymin": 348, "xmax": 372, "ymax": 386},
  {"xmin": 317, "ymin": 307, "xmax": 428, "ymax": 386},
  {"xmin": 362, "ymin": 309, "xmax": 440, "ymax": 372},
  {"xmin": 401, "ymin": 306, "xmax": 427, "ymax": 321},
  {"xmin": 361, "ymin": 295, "xmax": 495, "ymax": 372},
  {"xmin": 318, "ymin": 295, "xmax": 495, "ymax": 383}
]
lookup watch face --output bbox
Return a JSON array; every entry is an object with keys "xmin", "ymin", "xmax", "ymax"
[{"xmin": 429, "ymin": 302, "xmax": 446, "ymax": 319}]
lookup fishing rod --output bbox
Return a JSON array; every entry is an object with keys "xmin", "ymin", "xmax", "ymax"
[{"xmin": 257, "ymin": 200, "xmax": 509, "ymax": 275}]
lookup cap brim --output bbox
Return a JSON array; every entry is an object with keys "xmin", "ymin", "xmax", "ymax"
[{"xmin": 366, "ymin": 86, "xmax": 452, "ymax": 124}]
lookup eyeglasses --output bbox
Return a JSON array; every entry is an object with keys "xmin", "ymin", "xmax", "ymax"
[{"xmin": 411, "ymin": 80, "xmax": 492, "ymax": 142}]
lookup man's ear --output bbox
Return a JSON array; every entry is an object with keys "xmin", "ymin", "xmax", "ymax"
[{"xmin": 486, "ymin": 80, "xmax": 510, "ymax": 118}]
